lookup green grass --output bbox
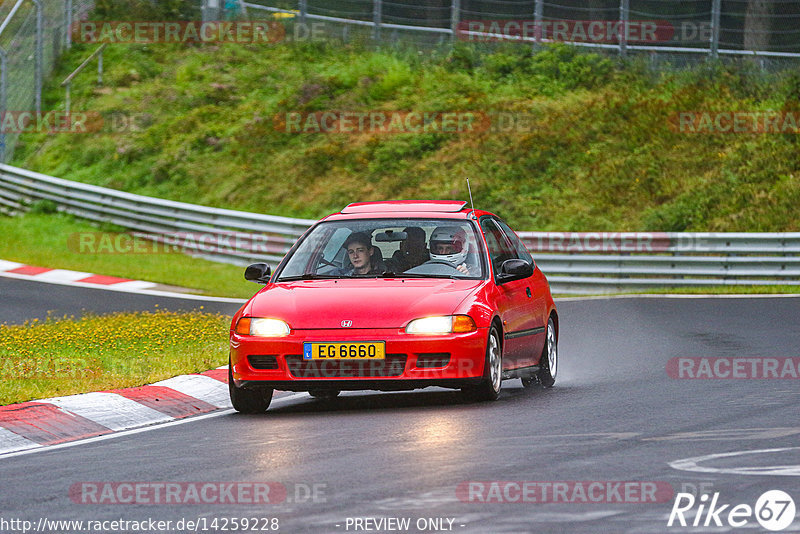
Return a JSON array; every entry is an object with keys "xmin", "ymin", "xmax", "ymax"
[
  {"xmin": 0, "ymin": 310, "xmax": 229, "ymax": 405},
  {"xmin": 10, "ymin": 38, "xmax": 800, "ymax": 233},
  {"xmin": 0, "ymin": 212, "xmax": 257, "ymax": 298}
]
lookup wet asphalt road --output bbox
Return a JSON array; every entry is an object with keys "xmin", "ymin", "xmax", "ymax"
[{"xmin": 1, "ymin": 287, "xmax": 799, "ymax": 533}]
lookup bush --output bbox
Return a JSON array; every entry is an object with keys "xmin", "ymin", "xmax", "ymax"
[{"xmin": 92, "ymin": 0, "xmax": 195, "ymax": 20}]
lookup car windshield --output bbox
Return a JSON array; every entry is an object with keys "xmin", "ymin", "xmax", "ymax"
[{"xmin": 276, "ymin": 219, "xmax": 486, "ymax": 280}]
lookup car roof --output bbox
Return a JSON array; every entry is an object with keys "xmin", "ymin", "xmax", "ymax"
[
  {"xmin": 319, "ymin": 200, "xmax": 495, "ymax": 223},
  {"xmin": 341, "ymin": 200, "xmax": 468, "ymax": 214}
]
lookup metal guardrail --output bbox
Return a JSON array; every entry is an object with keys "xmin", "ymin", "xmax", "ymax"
[
  {"xmin": 2, "ymin": 163, "xmax": 799, "ymax": 293},
  {"xmin": 518, "ymin": 232, "xmax": 800, "ymax": 293},
  {"xmin": 0, "ymin": 164, "xmax": 315, "ymax": 265}
]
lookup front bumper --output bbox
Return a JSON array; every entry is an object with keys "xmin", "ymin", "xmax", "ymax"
[{"xmin": 230, "ymin": 327, "xmax": 488, "ymax": 391}]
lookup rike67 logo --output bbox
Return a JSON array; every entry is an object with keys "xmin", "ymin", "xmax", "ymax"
[{"xmin": 668, "ymin": 490, "xmax": 796, "ymax": 531}]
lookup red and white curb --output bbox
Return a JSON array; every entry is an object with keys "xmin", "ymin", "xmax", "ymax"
[
  {"xmin": 0, "ymin": 366, "xmax": 286, "ymax": 457},
  {"xmin": 0, "ymin": 259, "xmax": 155, "ymax": 290},
  {"xmin": 0, "ymin": 260, "xmax": 245, "ymax": 302}
]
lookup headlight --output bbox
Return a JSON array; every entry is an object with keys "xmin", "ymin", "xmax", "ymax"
[
  {"xmin": 405, "ymin": 315, "xmax": 477, "ymax": 334},
  {"xmin": 235, "ymin": 317, "xmax": 291, "ymax": 337}
]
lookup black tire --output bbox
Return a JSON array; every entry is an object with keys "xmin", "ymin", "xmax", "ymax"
[
  {"xmin": 229, "ymin": 363, "xmax": 273, "ymax": 413},
  {"xmin": 536, "ymin": 317, "xmax": 558, "ymax": 388},
  {"xmin": 309, "ymin": 389, "xmax": 340, "ymax": 400},
  {"xmin": 462, "ymin": 324, "xmax": 503, "ymax": 402}
]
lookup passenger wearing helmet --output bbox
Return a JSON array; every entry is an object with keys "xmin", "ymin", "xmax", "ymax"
[{"xmin": 429, "ymin": 226, "xmax": 472, "ymax": 275}]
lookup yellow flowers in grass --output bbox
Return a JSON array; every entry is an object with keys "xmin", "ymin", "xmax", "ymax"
[{"xmin": 0, "ymin": 310, "xmax": 230, "ymax": 406}]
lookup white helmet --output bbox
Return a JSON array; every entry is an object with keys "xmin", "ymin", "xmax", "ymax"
[{"xmin": 430, "ymin": 226, "xmax": 469, "ymax": 266}]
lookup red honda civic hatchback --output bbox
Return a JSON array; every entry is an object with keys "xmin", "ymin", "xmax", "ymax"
[{"xmin": 229, "ymin": 200, "xmax": 558, "ymax": 412}]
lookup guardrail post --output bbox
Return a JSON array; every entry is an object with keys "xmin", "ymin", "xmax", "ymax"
[
  {"xmin": 203, "ymin": 0, "xmax": 220, "ymax": 22},
  {"xmin": 64, "ymin": 81, "xmax": 70, "ymax": 114},
  {"xmin": 619, "ymin": 0, "xmax": 628, "ymax": 58},
  {"xmin": 32, "ymin": 0, "xmax": 43, "ymax": 115},
  {"xmin": 298, "ymin": 0, "xmax": 307, "ymax": 26},
  {"xmin": 534, "ymin": 0, "xmax": 543, "ymax": 45},
  {"xmin": 373, "ymin": 0, "xmax": 382, "ymax": 41},
  {"xmin": 0, "ymin": 49, "xmax": 6, "ymax": 162},
  {"xmin": 710, "ymin": 0, "xmax": 721, "ymax": 58},
  {"xmin": 65, "ymin": 0, "xmax": 73, "ymax": 49},
  {"xmin": 450, "ymin": 0, "xmax": 460, "ymax": 42}
]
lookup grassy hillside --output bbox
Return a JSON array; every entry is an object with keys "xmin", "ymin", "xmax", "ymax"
[{"xmin": 10, "ymin": 38, "xmax": 800, "ymax": 231}]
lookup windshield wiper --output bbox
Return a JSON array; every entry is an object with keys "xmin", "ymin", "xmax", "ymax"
[
  {"xmin": 377, "ymin": 271, "xmax": 461, "ymax": 279},
  {"xmin": 277, "ymin": 274, "xmax": 347, "ymax": 281}
]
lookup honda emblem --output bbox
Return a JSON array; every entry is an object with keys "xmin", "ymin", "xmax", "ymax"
[{"xmin": 341, "ymin": 320, "xmax": 353, "ymax": 328}]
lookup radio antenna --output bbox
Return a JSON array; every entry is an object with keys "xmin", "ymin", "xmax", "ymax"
[{"xmin": 466, "ymin": 177, "xmax": 475, "ymax": 211}]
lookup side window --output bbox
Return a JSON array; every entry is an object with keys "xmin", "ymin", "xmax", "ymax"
[
  {"xmin": 480, "ymin": 218, "xmax": 519, "ymax": 275},
  {"xmin": 496, "ymin": 219, "xmax": 534, "ymax": 265}
]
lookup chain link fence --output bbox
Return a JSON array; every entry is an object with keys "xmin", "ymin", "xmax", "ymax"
[
  {"xmin": 0, "ymin": 0, "xmax": 94, "ymax": 162},
  {"xmin": 242, "ymin": 0, "xmax": 800, "ymax": 59}
]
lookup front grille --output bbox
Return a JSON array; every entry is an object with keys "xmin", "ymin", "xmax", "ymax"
[
  {"xmin": 285, "ymin": 354, "xmax": 407, "ymax": 378},
  {"xmin": 416, "ymin": 353, "xmax": 450, "ymax": 368},
  {"xmin": 248, "ymin": 355, "xmax": 279, "ymax": 370}
]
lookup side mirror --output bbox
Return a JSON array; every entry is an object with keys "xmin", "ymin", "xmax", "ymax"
[
  {"xmin": 244, "ymin": 263, "xmax": 271, "ymax": 284},
  {"xmin": 497, "ymin": 259, "xmax": 533, "ymax": 283}
]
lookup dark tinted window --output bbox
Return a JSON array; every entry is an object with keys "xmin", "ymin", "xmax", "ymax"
[
  {"xmin": 480, "ymin": 217, "xmax": 518, "ymax": 275},
  {"xmin": 496, "ymin": 219, "xmax": 534, "ymax": 264}
]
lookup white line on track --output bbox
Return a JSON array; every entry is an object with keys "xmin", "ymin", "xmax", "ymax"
[
  {"xmin": 669, "ymin": 446, "xmax": 800, "ymax": 476},
  {"xmin": 0, "ymin": 392, "xmax": 310, "ymax": 461},
  {"xmin": 555, "ymin": 293, "xmax": 800, "ymax": 302}
]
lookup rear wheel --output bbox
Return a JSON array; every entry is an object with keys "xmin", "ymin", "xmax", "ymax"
[
  {"xmin": 536, "ymin": 317, "xmax": 558, "ymax": 388},
  {"xmin": 462, "ymin": 325, "xmax": 502, "ymax": 401},
  {"xmin": 229, "ymin": 362, "xmax": 273, "ymax": 413}
]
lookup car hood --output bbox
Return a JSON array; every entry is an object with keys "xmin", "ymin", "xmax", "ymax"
[{"xmin": 245, "ymin": 278, "xmax": 483, "ymax": 329}]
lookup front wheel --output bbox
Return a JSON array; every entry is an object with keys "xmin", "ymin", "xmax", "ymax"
[
  {"xmin": 462, "ymin": 325, "xmax": 502, "ymax": 401},
  {"xmin": 229, "ymin": 362, "xmax": 273, "ymax": 413},
  {"xmin": 536, "ymin": 317, "xmax": 558, "ymax": 388}
]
